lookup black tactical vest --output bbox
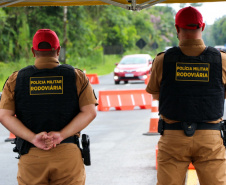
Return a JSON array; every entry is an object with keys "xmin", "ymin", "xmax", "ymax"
[
  {"xmin": 159, "ymin": 47, "xmax": 224, "ymax": 122},
  {"xmin": 15, "ymin": 64, "xmax": 80, "ymax": 133}
]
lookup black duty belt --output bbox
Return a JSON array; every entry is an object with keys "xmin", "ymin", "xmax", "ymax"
[
  {"xmin": 61, "ymin": 135, "xmax": 79, "ymax": 144},
  {"xmin": 164, "ymin": 122, "xmax": 222, "ymax": 130},
  {"xmin": 61, "ymin": 136, "xmax": 74, "ymax": 143},
  {"xmin": 158, "ymin": 120, "xmax": 223, "ymax": 137}
]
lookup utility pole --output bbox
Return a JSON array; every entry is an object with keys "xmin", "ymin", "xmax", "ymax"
[{"xmin": 60, "ymin": 6, "xmax": 67, "ymax": 64}]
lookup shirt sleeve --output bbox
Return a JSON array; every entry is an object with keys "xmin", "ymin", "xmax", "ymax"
[
  {"xmin": 221, "ymin": 52, "xmax": 226, "ymax": 98},
  {"xmin": 74, "ymin": 69, "xmax": 98, "ymax": 108},
  {"xmin": 221, "ymin": 52, "xmax": 226, "ymax": 85},
  {"xmin": 0, "ymin": 71, "xmax": 18, "ymax": 111},
  {"xmin": 146, "ymin": 53, "xmax": 164, "ymax": 94}
]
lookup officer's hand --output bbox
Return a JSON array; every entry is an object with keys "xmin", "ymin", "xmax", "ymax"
[
  {"xmin": 47, "ymin": 131, "xmax": 64, "ymax": 147},
  {"xmin": 32, "ymin": 132, "xmax": 54, "ymax": 150},
  {"xmin": 44, "ymin": 137, "xmax": 54, "ymax": 148}
]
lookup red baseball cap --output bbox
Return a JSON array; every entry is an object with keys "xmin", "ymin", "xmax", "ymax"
[
  {"xmin": 175, "ymin": 6, "xmax": 204, "ymax": 30},
  {"xmin": 32, "ymin": 29, "xmax": 60, "ymax": 51}
]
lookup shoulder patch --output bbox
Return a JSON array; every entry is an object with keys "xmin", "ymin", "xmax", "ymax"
[{"xmin": 157, "ymin": 52, "xmax": 165, "ymax": 56}]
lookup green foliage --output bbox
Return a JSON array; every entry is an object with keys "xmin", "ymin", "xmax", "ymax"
[
  {"xmin": 0, "ymin": 5, "xmax": 178, "ymax": 63},
  {"xmin": 0, "ymin": 8, "xmax": 13, "ymax": 61},
  {"xmin": 1, "ymin": 3, "xmax": 226, "ymax": 89},
  {"xmin": 0, "ymin": 5, "xmax": 179, "ymax": 89},
  {"xmin": 211, "ymin": 16, "xmax": 226, "ymax": 45},
  {"xmin": 98, "ymin": 6, "xmax": 137, "ymax": 50},
  {"xmin": 0, "ymin": 59, "xmax": 34, "ymax": 89},
  {"xmin": 0, "ymin": 53, "xmax": 120, "ymax": 88},
  {"xmin": 26, "ymin": 6, "xmax": 64, "ymax": 39},
  {"xmin": 147, "ymin": 6, "xmax": 178, "ymax": 54},
  {"xmin": 17, "ymin": 12, "xmax": 30, "ymax": 61},
  {"xmin": 202, "ymin": 25, "xmax": 215, "ymax": 46}
]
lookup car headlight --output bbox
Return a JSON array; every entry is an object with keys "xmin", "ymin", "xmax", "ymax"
[
  {"xmin": 114, "ymin": 68, "xmax": 120, "ymax": 72},
  {"xmin": 114, "ymin": 68, "xmax": 124, "ymax": 73},
  {"xmin": 136, "ymin": 67, "xmax": 148, "ymax": 72}
]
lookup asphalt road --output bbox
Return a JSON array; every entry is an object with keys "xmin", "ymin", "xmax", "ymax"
[
  {"xmin": 84, "ymin": 73, "xmax": 159, "ymax": 185},
  {"xmin": 0, "ymin": 72, "xmax": 225, "ymax": 185}
]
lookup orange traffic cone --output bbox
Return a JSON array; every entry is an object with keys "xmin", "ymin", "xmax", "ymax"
[
  {"xmin": 188, "ymin": 163, "xmax": 195, "ymax": 169},
  {"xmin": 5, "ymin": 132, "xmax": 16, "ymax": 142},
  {"xmin": 143, "ymin": 98, "xmax": 160, "ymax": 135}
]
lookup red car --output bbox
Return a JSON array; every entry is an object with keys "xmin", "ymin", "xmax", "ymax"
[{"xmin": 114, "ymin": 54, "xmax": 152, "ymax": 84}]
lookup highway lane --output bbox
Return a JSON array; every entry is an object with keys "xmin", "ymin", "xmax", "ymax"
[
  {"xmin": 0, "ymin": 72, "xmax": 226, "ymax": 185},
  {"xmin": 84, "ymin": 73, "xmax": 159, "ymax": 185}
]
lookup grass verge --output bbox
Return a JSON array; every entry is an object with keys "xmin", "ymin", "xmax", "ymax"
[
  {"xmin": 0, "ymin": 49, "xmax": 153, "ymax": 89},
  {"xmin": 0, "ymin": 54, "xmax": 121, "ymax": 89}
]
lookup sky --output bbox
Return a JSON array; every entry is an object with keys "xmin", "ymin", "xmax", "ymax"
[{"xmin": 160, "ymin": 2, "xmax": 226, "ymax": 25}]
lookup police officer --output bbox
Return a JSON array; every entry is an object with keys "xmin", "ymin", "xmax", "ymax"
[
  {"xmin": 0, "ymin": 29, "xmax": 98, "ymax": 185},
  {"xmin": 146, "ymin": 7, "xmax": 226, "ymax": 185}
]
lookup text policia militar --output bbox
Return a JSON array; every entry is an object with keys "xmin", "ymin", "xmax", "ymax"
[
  {"xmin": 30, "ymin": 76, "xmax": 63, "ymax": 95},
  {"xmin": 175, "ymin": 62, "xmax": 209, "ymax": 82}
]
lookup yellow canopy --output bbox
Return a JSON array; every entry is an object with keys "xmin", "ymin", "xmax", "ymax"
[{"xmin": 1, "ymin": 0, "xmax": 226, "ymax": 10}]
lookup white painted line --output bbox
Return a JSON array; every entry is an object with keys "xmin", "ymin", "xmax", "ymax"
[
  {"xmin": 107, "ymin": 96, "xmax": 111, "ymax": 107},
  {"xmin": 141, "ymin": 94, "xmax": 146, "ymax": 105},
  {"xmin": 117, "ymin": 95, "xmax": 122, "ymax": 106},
  {"xmin": 131, "ymin": 94, "xmax": 135, "ymax": 105}
]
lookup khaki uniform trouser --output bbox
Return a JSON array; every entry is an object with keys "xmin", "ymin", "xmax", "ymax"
[
  {"xmin": 17, "ymin": 143, "xmax": 85, "ymax": 185},
  {"xmin": 157, "ymin": 130, "xmax": 226, "ymax": 185}
]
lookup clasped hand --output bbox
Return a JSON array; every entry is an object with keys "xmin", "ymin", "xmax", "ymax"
[{"xmin": 31, "ymin": 131, "xmax": 64, "ymax": 150}]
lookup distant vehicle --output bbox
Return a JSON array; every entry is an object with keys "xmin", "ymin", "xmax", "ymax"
[
  {"xmin": 214, "ymin": 45, "xmax": 226, "ymax": 52},
  {"xmin": 113, "ymin": 54, "xmax": 152, "ymax": 85}
]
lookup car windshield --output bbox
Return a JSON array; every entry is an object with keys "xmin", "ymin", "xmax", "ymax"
[{"xmin": 120, "ymin": 56, "xmax": 147, "ymax": 65}]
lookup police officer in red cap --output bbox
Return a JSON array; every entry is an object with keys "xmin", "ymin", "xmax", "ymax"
[
  {"xmin": 0, "ymin": 29, "xmax": 97, "ymax": 185},
  {"xmin": 146, "ymin": 6, "xmax": 226, "ymax": 185}
]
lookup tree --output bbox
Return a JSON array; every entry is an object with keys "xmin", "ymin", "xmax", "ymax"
[
  {"xmin": 99, "ymin": 6, "xmax": 137, "ymax": 50},
  {"xmin": 147, "ymin": 6, "xmax": 178, "ymax": 53},
  {"xmin": 202, "ymin": 25, "xmax": 215, "ymax": 46},
  {"xmin": 0, "ymin": 5, "xmax": 182, "ymax": 62},
  {"xmin": 212, "ymin": 16, "xmax": 226, "ymax": 46},
  {"xmin": 0, "ymin": 8, "xmax": 10, "ymax": 61}
]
